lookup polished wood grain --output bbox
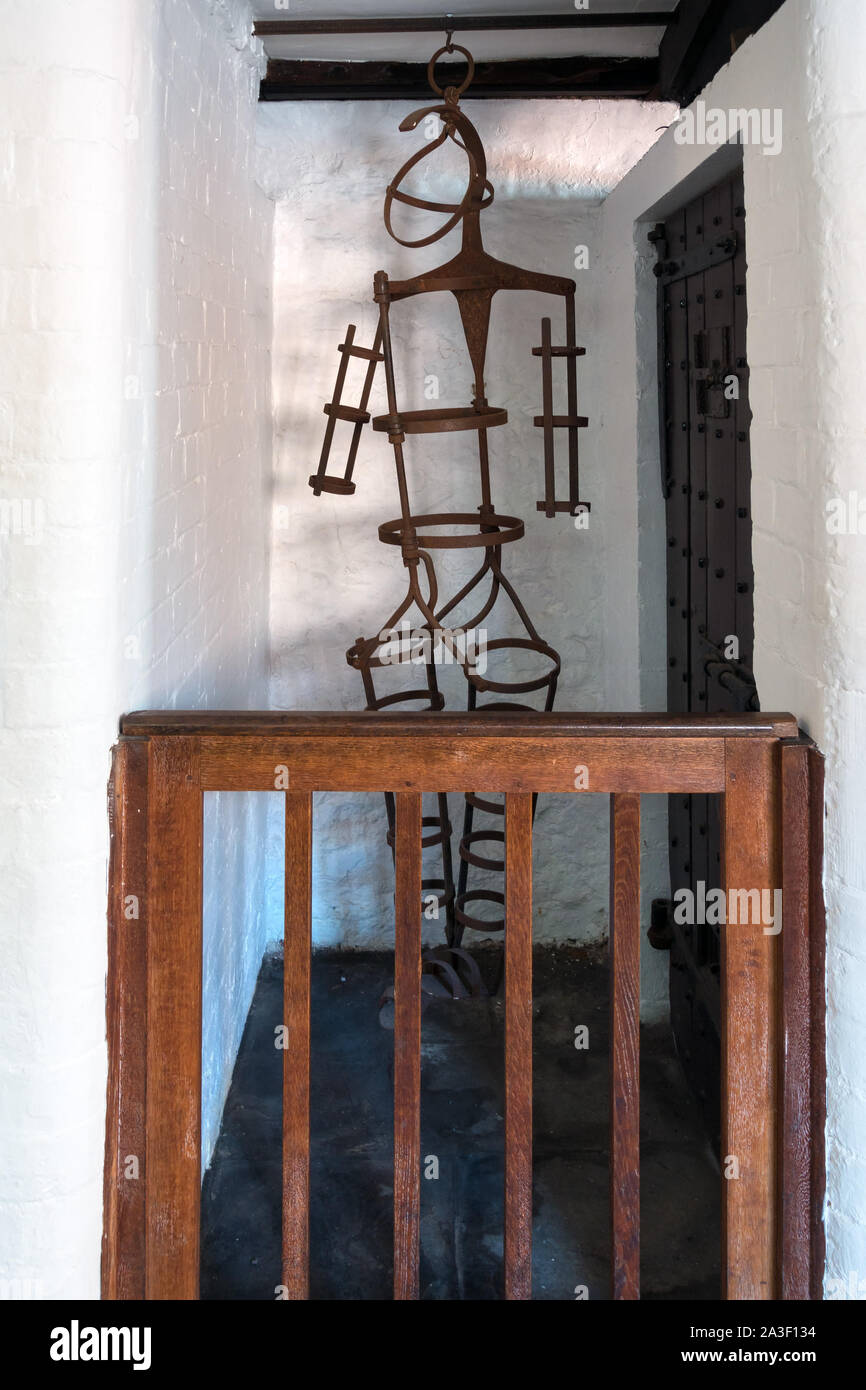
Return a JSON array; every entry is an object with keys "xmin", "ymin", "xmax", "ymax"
[
  {"xmin": 393, "ymin": 792, "xmax": 422, "ymax": 1300},
  {"xmin": 144, "ymin": 737, "xmax": 202, "ymax": 1300},
  {"xmin": 282, "ymin": 792, "xmax": 313, "ymax": 1300},
  {"xmin": 122, "ymin": 710, "xmax": 799, "ymax": 739},
  {"xmin": 721, "ymin": 738, "xmax": 780, "ymax": 1300},
  {"xmin": 195, "ymin": 735, "xmax": 727, "ymax": 795},
  {"xmin": 609, "ymin": 793, "xmax": 641, "ymax": 1300},
  {"xmin": 504, "ymin": 793, "xmax": 534, "ymax": 1300},
  {"xmin": 102, "ymin": 738, "xmax": 149, "ymax": 1300}
]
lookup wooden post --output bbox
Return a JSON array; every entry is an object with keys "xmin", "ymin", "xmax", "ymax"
[
  {"xmin": 504, "ymin": 792, "xmax": 533, "ymax": 1300},
  {"xmin": 102, "ymin": 738, "xmax": 149, "ymax": 1300},
  {"xmin": 779, "ymin": 741, "xmax": 812, "ymax": 1298},
  {"xmin": 721, "ymin": 738, "xmax": 780, "ymax": 1299},
  {"xmin": 393, "ymin": 791, "xmax": 422, "ymax": 1299},
  {"xmin": 807, "ymin": 745, "xmax": 826, "ymax": 1301},
  {"xmin": 282, "ymin": 792, "xmax": 313, "ymax": 1299},
  {"xmin": 609, "ymin": 792, "xmax": 641, "ymax": 1300},
  {"xmin": 144, "ymin": 737, "xmax": 203, "ymax": 1300}
]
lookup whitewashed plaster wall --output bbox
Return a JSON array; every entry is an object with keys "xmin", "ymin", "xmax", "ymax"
[
  {"xmin": 601, "ymin": 0, "xmax": 866, "ymax": 1295},
  {"xmin": 127, "ymin": 0, "xmax": 275, "ymax": 1182},
  {"xmin": 0, "ymin": 0, "xmax": 273, "ymax": 1298},
  {"xmin": 258, "ymin": 97, "xmax": 675, "ymax": 1018}
]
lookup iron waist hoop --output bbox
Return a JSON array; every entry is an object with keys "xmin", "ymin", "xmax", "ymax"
[{"xmin": 377, "ymin": 512, "xmax": 524, "ymax": 549}]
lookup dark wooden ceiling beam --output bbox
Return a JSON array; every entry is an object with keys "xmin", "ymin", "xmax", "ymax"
[
  {"xmin": 254, "ymin": 12, "xmax": 679, "ymax": 38},
  {"xmin": 260, "ymin": 55, "xmax": 660, "ymax": 101},
  {"xmin": 658, "ymin": 0, "xmax": 730, "ymax": 101},
  {"xmin": 658, "ymin": 0, "xmax": 788, "ymax": 104}
]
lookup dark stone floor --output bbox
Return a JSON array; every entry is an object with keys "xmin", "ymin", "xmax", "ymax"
[{"xmin": 201, "ymin": 945, "xmax": 720, "ymax": 1301}]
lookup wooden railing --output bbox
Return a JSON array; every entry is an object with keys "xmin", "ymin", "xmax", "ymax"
[{"xmin": 101, "ymin": 710, "xmax": 825, "ymax": 1301}]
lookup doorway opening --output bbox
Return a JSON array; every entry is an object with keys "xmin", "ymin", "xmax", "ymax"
[{"xmin": 650, "ymin": 165, "xmax": 754, "ymax": 1149}]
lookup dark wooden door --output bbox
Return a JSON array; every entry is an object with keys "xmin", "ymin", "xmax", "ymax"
[{"xmin": 653, "ymin": 169, "xmax": 757, "ymax": 1149}]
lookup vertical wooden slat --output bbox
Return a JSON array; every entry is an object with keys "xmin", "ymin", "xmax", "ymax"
[
  {"xmin": 145, "ymin": 736, "xmax": 202, "ymax": 1300},
  {"xmin": 393, "ymin": 791, "xmax": 422, "ymax": 1300},
  {"xmin": 721, "ymin": 738, "xmax": 780, "ymax": 1300},
  {"xmin": 779, "ymin": 741, "xmax": 812, "ymax": 1299},
  {"xmin": 504, "ymin": 792, "xmax": 533, "ymax": 1300},
  {"xmin": 609, "ymin": 792, "xmax": 641, "ymax": 1300},
  {"xmin": 102, "ymin": 737, "xmax": 149, "ymax": 1300},
  {"xmin": 808, "ymin": 745, "xmax": 826, "ymax": 1300},
  {"xmin": 282, "ymin": 791, "xmax": 313, "ymax": 1299}
]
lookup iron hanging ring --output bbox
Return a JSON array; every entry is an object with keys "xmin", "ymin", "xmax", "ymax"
[{"xmin": 427, "ymin": 41, "xmax": 475, "ymax": 100}]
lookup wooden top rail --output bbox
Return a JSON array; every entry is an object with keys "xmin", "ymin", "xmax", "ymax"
[
  {"xmin": 118, "ymin": 710, "xmax": 800, "ymax": 798},
  {"xmin": 121, "ymin": 709, "xmax": 799, "ymax": 738}
]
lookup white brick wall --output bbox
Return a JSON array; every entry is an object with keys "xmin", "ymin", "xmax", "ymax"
[{"xmin": 0, "ymin": 0, "xmax": 273, "ymax": 1298}]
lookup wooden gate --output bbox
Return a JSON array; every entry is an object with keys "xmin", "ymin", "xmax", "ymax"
[{"xmin": 101, "ymin": 710, "xmax": 825, "ymax": 1301}]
